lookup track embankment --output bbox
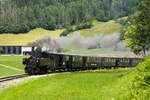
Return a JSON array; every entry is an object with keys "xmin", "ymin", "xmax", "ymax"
[
  {"xmin": 0, "ymin": 72, "xmax": 70, "ymax": 89},
  {"xmin": 0, "ymin": 74, "xmax": 28, "ymax": 82}
]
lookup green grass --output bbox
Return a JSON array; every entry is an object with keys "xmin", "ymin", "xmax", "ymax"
[
  {"xmin": 0, "ymin": 56, "xmax": 28, "ymax": 76},
  {"xmin": 0, "ymin": 66, "xmax": 23, "ymax": 77},
  {"xmin": 0, "ymin": 56, "xmax": 28, "ymax": 70},
  {"xmin": 0, "ymin": 69, "xmax": 134, "ymax": 100}
]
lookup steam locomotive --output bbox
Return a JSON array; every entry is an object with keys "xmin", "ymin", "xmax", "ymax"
[{"xmin": 23, "ymin": 47, "xmax": 143, "ymax": 75}]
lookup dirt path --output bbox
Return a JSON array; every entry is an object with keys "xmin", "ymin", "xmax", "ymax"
[{"xmin": 0, "ymin": 64, "xmax": 23, "ymax": 72}]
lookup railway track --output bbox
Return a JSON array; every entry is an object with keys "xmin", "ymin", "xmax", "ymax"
[
  {"xmin": 0, "ymin": 74, "xmax": 29, "ymax": 82},
  {"xmin": 0, "ymin": 71, "xmax": 69, "ymax": 83}
]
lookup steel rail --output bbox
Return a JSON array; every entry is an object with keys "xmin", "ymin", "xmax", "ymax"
[
  {"xmin": 0, "ymin": 71, "xmax": 71, "ymax": 82},
  {"xmin": 0, "ymin": 74, "xmax": 29, "ymax": 82}
]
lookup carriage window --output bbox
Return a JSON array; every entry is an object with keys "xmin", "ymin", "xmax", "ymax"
[{"xmin": 66, "ymin": 56, "xmax": 69, "ymax": 61}]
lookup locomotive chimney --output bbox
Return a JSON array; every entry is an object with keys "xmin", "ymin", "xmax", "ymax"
[{"xmin": 32, "ymin": 46, "xmax": 35, "ymax": 52}]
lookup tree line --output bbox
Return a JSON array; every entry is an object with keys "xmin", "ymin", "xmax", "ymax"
[{"xmin": 0, "ymin": 0, "xmax": 140, "ymax": 34}]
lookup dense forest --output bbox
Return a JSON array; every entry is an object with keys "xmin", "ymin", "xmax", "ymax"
[{"xmin": 0, "ymin": 0, "xmax": 140, "ymax": 34}]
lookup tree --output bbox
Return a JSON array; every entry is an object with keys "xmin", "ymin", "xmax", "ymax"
[
  {"xmin": 124, "ymin": 0, "xmax": 150, "ymax": 56},
  {"xmin": 96, "ymin": 9, "xmax": 105, "ymax": 21}
]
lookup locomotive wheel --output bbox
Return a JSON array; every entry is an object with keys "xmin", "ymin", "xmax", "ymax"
[
  {"xmin": 39, "ymin": 67, "xmax": 48, "ymax": 74},
  {"xmin": 34, "ymin": 68, "xmax": 40, "ymax": 74},
  {"xmin": 26, "ymin": 67, "xmax": 33, "ymax": 75}
]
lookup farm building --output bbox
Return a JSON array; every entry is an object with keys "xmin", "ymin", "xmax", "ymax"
[{"xmin": 0, "ymin": 46, "xmax": 32, "ymax": 55}]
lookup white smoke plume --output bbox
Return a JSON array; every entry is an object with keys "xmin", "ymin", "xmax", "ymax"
[
  {"xmin": 33, "ymin": 31, "xmax": 129, "ymax": 52},
  {"xmin": 100, "ymin": 33, "xmax": 119, "ymax": 48},
  {"xmin": 115, "ymin": 42, "xmax": 130, "ymax": 51}
]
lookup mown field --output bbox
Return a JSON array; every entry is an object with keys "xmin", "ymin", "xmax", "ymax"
[
  {"xmin": 0, "ymin": 66, "xmax": 23, "ymax": 77},
  {"xmin": 0, "ymin": 69, "xmax": 133, "ymax": 100},
  {"xmin": 0, "ymin": 56, "xmax": 28, "ymax": 77},
  {"xmin": 79, "ymin": 20, "xmax": 121, "ymax": 37},
  {"xmin": 0, "ymin": 28, "xmax": 63, "ymax": 46},
  {"xmin": 0, "ymin": 20, "xmax": 121, "ymax": 46}
]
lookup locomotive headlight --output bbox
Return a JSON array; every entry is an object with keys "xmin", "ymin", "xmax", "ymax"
[{"xmin": 36, "ymin": 59, "xmax": 40, "ymax": 65}]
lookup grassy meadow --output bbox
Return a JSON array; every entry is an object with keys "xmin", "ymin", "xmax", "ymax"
[
  {"xmin": 0, "ymin": 66, "xmax": 23, "ymax": 77},
  {"xmin": 0, "ymin": 56, "xmax": 28, "ymax": 70},
  {"xmin": 0, "ymin": 20, "xmax": 121, "ymax": 46},
  {"xmin": 0, "ymin": 69, "xmax": 134, "ymax": 100},
  {"xmin": 0, "ymin": 56, "xmax": 28, "ymax": 76}
]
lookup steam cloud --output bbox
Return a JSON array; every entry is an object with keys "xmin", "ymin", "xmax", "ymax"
[{"xmin": 33, "ymin": 31, "xmax": 129, "ymax": 52}]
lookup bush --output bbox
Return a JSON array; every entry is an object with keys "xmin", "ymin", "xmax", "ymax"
[
  {"xmin": 60, "ymin": 26, "xmax": 73, "ymax": 37},
  {"xmin": 42, "ymin": 23, "xmax": 56, "ymax": 30},
  {"xmin": 75, "ymin": 22, "xmax": 93, "ymax": 30},
  {"xmin": 60, "ymin": 22, "xmax": 93, "ymax": 37},
  {"xmin": 126, "ymin": 56, "xmax": 150, "ymax": 100},
  {"xmin": 60, "ymin": 30, "xmax": 70, "ymax": 36}
]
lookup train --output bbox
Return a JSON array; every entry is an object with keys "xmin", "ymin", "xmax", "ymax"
[{"xmin": 23, "ymin": 47, "xmax": 143, "ymax": 75}]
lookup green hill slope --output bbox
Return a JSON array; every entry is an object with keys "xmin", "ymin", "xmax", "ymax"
[
  {"xmin": 79, "ymin": 20, "xmax": 121, "ymax": 37},
  {"xmin": 0, "ymin": 20, "xmax": 121, "ymax": 46},
  {"xmin": 0, "ymin": 28, "xmax": 63, "ymax": 46}
]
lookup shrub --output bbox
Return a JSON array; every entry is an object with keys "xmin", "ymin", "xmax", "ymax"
[
  {"xmin": 126, "ymin": 56, "xmax": 150, "ymax": 100},
  {"xmin": 75, "ymin": 22, "xmax": 93, "ymax": 30},
  {"xmin": 60, "ymin": 22, "xmax": 93, "ymax": 37},
  {"xmin": 60, "ymin": 26, "xmax": 73, "ymax": 37},
  {"xmin": 60, "ymin": 30, "xmax": 69, "ymax": 36}
]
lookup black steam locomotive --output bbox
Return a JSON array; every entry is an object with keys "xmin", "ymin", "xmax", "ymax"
[{"xmin": 23, "ymin": 47, "xmax": 143, "ymax": 75}]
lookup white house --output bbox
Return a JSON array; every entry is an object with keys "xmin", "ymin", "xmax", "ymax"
[{"xmin": 21, "ymin": 46, "xmax": 32, "ymax": 55}]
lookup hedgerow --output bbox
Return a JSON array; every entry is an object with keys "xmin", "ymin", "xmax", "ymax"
[{"xmin": 126, "ymin": 56, "xmax": 150, "ymax": 100}]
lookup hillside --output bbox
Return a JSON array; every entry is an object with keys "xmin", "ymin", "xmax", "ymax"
[
  {"xmin": 0, "ymin": 20, "xmax": 121, "ymax": 46},
  {"xmin": 79, "ymin": 20, "xmax": 121, "ymax": 37},
  {"xmin": 0, "ymin": 28, "xmax": 63, "ymax": 46}
]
